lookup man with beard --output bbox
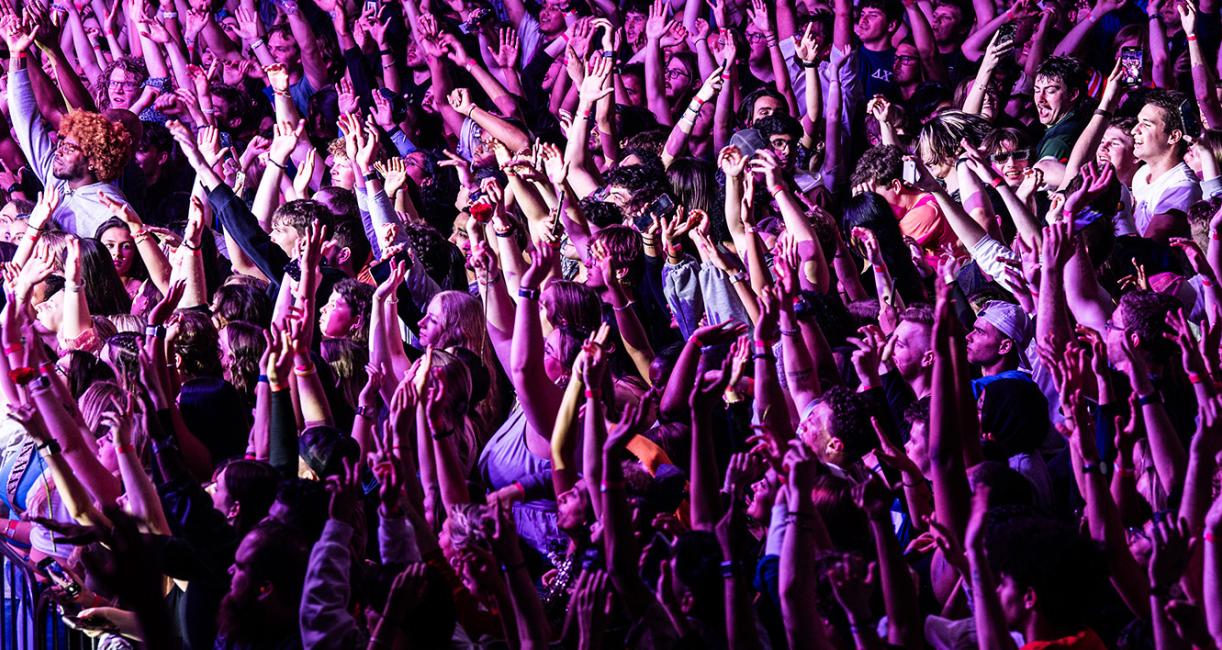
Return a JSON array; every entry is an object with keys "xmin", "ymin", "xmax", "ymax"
[
  {"xmin": 1033, "ymin": 56, "xmax": 1091, "ymax": 164},
  {"xmin": 216, "ymin": 522, "xmax": 310, "ymax": 650},
  {"xmin": 4, "ymin": 21, "xmax": 133, "ymax": 236}
]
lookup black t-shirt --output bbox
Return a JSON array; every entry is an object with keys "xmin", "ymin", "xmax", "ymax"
[{"xmin": 859, "ymin": 46, "xmax": 897, "ymax": 99}]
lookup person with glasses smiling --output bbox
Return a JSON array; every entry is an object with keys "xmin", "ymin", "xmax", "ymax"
[{"xmin": 4, "ymin": 19, "xmax": 133, "ymax": 237}]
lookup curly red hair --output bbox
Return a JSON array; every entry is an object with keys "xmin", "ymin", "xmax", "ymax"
[{"xmin": 60, "ymin": 111, "xmax": 133, "ymax": 182}]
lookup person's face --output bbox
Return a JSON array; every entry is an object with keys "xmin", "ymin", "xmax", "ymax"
[
  {"xmin": 100, "ymin": 227, "xmax": 136, "ymax": 278},
  {"xmin": 268, "ymin": 32, "xmax": 301, "ymax": 68},
  {"xmin": 209, "ymin": 467, "xmax": 233, "ymax": 516},
  {"xmin": 52, "ymin": 136, "xmax": 90, "ymax": 181},
  {"xmin": 997, "ymin": 574, "xmax": 1029, "ymax": 628},
  {"xmin": 624, "ymin": 11, "xmax": 647, "ymax": 47},
  {"xmin": 891, "ymin": 319, "xmax": 931, "ymax": 382},
  {"xmin": 328, "ymin": 154, "xmax": 357, "ymax": 188},
  {"xmin": 107, "ymin": 68, "xmax": 140, "ymax": 110},
  {"xmin": 538, "ymin": 0, "xmax": 566, "ymax": 34},
  {"xmin": 405, "ymin": 39, "xmax": 426, "ymax": 69},
  {"xmin": 34, "ymin": 290, "xmax": 62, "ymax": 332},
  {"xmin": 893, "ymin": 43, "xmax": 920, "ymax": 84},
  {"xmin": 768, "ymin": 133, "xmax": 797, "ymax": 168},
  {"xmin": 405, "ymin": 152, "xmax": 429, "ymax": 185},
  {"xmin": 855, "ymin": 7, "xmax": 891, "ymax": 43},
  {"xmin": 135, "ymin": 142, "xmax": 169, "ymax": 181},
  {"xmin": 751, "ymin": 96, "xmax": 784, "ymax": 124},
  {"xmin": 797, "ymin": 402, "xmax": 843, "ymax": 465},
  {"xmin": 2, "ymin": 219, "xmax": 25, "ymax": 244},
  {"xmin": 1132, "ymin": 103, "xmax": 1177, "ymax": 162},
  {"xmin": 965, "ymin": 319, "xmax": 1008, "ymax": 366},
  {"xmin": 990, "ymin": 142, "xmax": 1031, "ymax": 186},
  {"xmin": 319, "ymin": 292, "xmax": 357, "ymax": 339},
  {"xmin": 269, "ymin": 221, "xmax": 301, "ymax": 255},
  {"xmin": 904, "ymin": 419, "xmax": 931, "ymax": 476},
  {"xmin": 621, "ymin": 73, "xmax": 644, "ymax": 106},
  {"xmin": 746, "ymin": 25, "xmax": 770, "ymax": 58},
  {"xmin": 556, "ymin": 484, "xmax": 590, "ymax": 531},
  {"xmin": 543, "ymin": 328, "xmax": 569, "ymax": 383},
  {"xmin": 746, "ymin": 476, "xmax": 775, "ymax": 522},
  {"xmin": 1097, "ymin": 126, "xmax": 1137, "ymax": 171},
  {"xmin": 1033, "ymin": 74, "xmax": 1075, "ymax": 126},
  {"xmin": 226, "ymin": 530, "xmax": 264, "ymax": 602},
  {"xmin": 930, "ymin": 4, "xmax": 963, "ymax": 43},
  {"xmin": 417, "ymin": 299, "xmax": 446, "ymax": 347},
  {"xmin": 664, "ymin": 59, "xmax": 694, "ymax": 98}
]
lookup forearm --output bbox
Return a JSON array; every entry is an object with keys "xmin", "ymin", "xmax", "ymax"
[
  {"xmin": 116, "ymin": 448, "xmax": 171, "ymax": 535},
  {"xmin": 60, "ymin": 285, "xmax": 92, "ymax": 345},
  {"xmin": 967, "ymin": 549, "xmax": 1018, "ymax": 650},
  {"xmin": 548, "ymin": 373, "xmax": 585, "ymax": 496},
  {"xmin": 1062, "ymin": 114, "xmax": 1111, "ymax": 188},
  {"xmin": 430, "ymin": 433, "xmax": 471, "ymax": 510},
  {"xmin": 1141, "ymin": 400, "xmax": 1188, "ymax": 498},
  {"xmin": 582, "ymin": 395, "xmax": 605, "ymax": 520},
  {"xmin": 293, "ymin": 356, "xmax": 334, "ymax": 426},
  {"xmin": 644, "ymin": 39, "xmax": 671, "ymax": 125},
  {"xmin": 868, "ymin": 514, "xmax": 920, "ymax": 648},
  {"xmin": 178, "ymin": 246, "xmax": 208, "ymax": 309},
  {"xmin": 688, "ymin": 412, "xmax": 718, "ymax": 531},
  {"xmin": 1053, "ymin": 13, "xmax": 1100, "ymax": 56}
]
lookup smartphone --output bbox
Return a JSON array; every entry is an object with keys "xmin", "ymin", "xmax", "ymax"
[
  {"xmin": 363, "ymin": 0, "xmax": 378, "ymax": 13},
  {"xmin": 37, "ymin": 558, "xmax": 81, "ymax": 598},
  {"xmin": 1180, "ymin": 99, "xmax": 1203, "ymax": 140},
  {"xmin": 460, "ymin": 7, "xmax": 491, "ymax": 33},
  {"xmin": 996, "ymin": 23, "xmax": 1017, "ymax": 48},
  {"xmin": 1120, "ymin": 46, "xmax": 1143, "ymax": 86},
  {"xmin": 637, "ymin": 194, "xmax": 676, "ymax": 230},
  {"xmin": 902, "ymin": 158, "xmax": 917, "ymax": 184}
]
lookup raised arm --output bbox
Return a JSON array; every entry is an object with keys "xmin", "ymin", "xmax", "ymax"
[
  {"xmin": 1178, "ymin": 2, "xmax": 1222, "ymax": 128},
  {"xmin": 510, "ymin": 244, "xmax": 566, "ymax": 449},
  {"xmin": 283, "ymin": 1, "xmax": 329, "ymax": 89}
]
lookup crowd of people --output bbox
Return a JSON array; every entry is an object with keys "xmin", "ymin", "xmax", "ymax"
[{"xmin": 0, "ymin": 0, "xmax": 1218, "ymax": 646}]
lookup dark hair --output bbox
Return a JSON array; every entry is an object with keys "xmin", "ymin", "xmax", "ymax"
[
  {"xmin": 320, "ymin": 337, "xmax": 369, "ymax": 412},
  {"xmin": 603, "ymin": 164, "xmax": 669, "ymax": 216},
  {"xmin": 860, "ymin": 0, "xmax": 902, "ymax": 24},
  {"xmin": 979, "ymin": 378, "xmax": 1050, "ymax": 460},
  {"xmin": 329, "ymin": 278, "xmax": 375, "ymax": 343},
  {"xmin": 218, "ymin": 459, "xmax": 282, "ymax": 535},
  {"xmin": 578, "ymin": 198, "xmax": 625, "ymax": 228},
  {"xmin": 172, "ymin": 310, "xmax": 223, "ymax": 378},
  {"xmin": 842, "ymin": 192, "xmax": 926, "ymax": 302},
  {"xmin": 94, "ymin": 217, "xmax": 148, "ymax": 281},
  {"xmin": 62, "ymin": 350, "xmax": 117, "ymax": 399},
  {"xmin": 271, "ymin": 478, "xmax": 329, "ymax": 541},
  {"xmin": 66, "ymin": 238, "xmax": 132, "ymax": 316},
  {"xmin": 814, "ymin": 385, "xmax": 875, "ymax": 464},
  {"xmin": 271, "ymin": 200, "xmax": 330, "ymax": 237},
  {"xmin": 738, "ymin": 87, "xmax": 789, "ymax": 126},
  {"xmin": 1035, "ymin": 56, "xmax": 1086, "ymax": 97},
  {"xmin": 331, "ymin": 218, "xmax": 373, "ymax": 273},
  {"xmin": 1143, "ymin": 89, "xmax": 1190, "ymax": 145},
  {"xmin": 590, "ymin": 225, "xmax": 644, "ymax": 287},
  {"xmin": 985, "ymin": 516, "xmax": 1107, "ymax": 629},
  {"xmin": 756, "ymin": 114, "xmax": 803, "ymax": 141},
  {"xmin": 222, "ymin": 321, "xmax": 266, "ymax": 403},
  {"xmin": 212, "ymin": 283, "xmax": 272, "ymax": 328},
  {"xmin": 103, "ymin": 332, "xmax": 142, "ymax": 388},
  {"xmin": 1119, "ymin": 289, "xmax": 1180, "ymax": 361},
  {"xmin": 851, "ymin": 145, "xmax": 905, "ymax": 188}
]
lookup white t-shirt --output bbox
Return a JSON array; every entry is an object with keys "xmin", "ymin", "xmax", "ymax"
[{"xmin": 1132, "ymin": 162, "xmax": 1201, "ymax": 236}]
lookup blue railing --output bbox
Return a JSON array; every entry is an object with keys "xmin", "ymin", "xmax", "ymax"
[{"xmin": 0, "ymin": 542, "xmax": 99, "ymax": 650}]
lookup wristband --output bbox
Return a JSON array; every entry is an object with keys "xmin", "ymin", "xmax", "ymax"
[
  {"xmin": 1116, "ymin": 467, "xmax": 1136, "ymax": 478},
  {"xmin": 769, "ymin": 185, "xmax": 785, "ymax": 197},
  {"xmin": 273, "ymin": 89, "xmax": 291, "ymax": 98},
  {"xmin": 719, "ymin": 560, "xmax": 743, "ymax": 578},
  {"xmin": 113, "ymin": 443, "xmax": 137, "ymax": 455},
  {"xmin": 518, "ymin": 286, "xmax": 541, "ymax": 300},
  {"xmin": 3, "ymin": 343, "xmax": 22, "ymax": 355},
  {"xmin": 251, "ymin": 38, "xmax": 266, "ymax": 49},
  {"xmin": 294, "ymin": 364, "xmax": 317, "ymax": 376},
  {"xmin": 1188, "ymin": 33, "xmax": 1198, "ymax": 41},
  {"xmin": 160, "ymin": 10, "xmax": 177, "ymax": 18},
  {"xmin": 1204, "ymin": 278, "xmax": 1215, "ymax": 288},
  {"xmin": 36, "ymin": 440, "xmax": 61, "ymax": 455},
  {"xmin": 1135, "ymin": 392, "xmax": 1163, "ymax": 407},
  {"xmin": 37, "ymin": 362, "xmax": 54, "ymax": 376},
  {"xmin": 780, "ymin": 328, "xmax": 800, "ymax": 337},
  {"xmin": 257, "ymin": 374, "xmax": 269, "ymax": 384},
  {"xmin": 753, "ymin": 340, "xmax": 772, "ymax": 352},
  {"xmin": 2, "ymin": 519, "xmax": 17, "ymax": 539},
  {"xmin": 1213, "ymin": 230, "xmax": 1221, "ymax": 241},
  {"xmin": 267, "ymin": 158, "xmax": 287, "ymax": 170},
  {"xmin": 1206, "ymin": 531, "xmax": 1215, "ymax": 543},
  {"xmin": 584, "ymin": 389, "xmax": 601, "ymax": 399},
  {"xmin": 363, "ymin": 171, "xmax": 380, "ymax": 183},
  {"xmin": 667, "ymin": 244, "xmax": 682, "ymax": 257},
  {"xmin": 493, "ymin": 228, "xmax": 515, "ymax": 238},
  {"xmin": 1062, "ymin": 207, "xmax": 1076, "ymax": 219},
  {"xmin": 690, "ymin": 335, "xmax": 704, "ymax": 348},
  {"xmin": 1190, "ymin": 372, "xmax": 1206, "ymax": 384},
  {"xmin": 269, "ymin": 380, "xmax": 286, "ymax": 392},
  {"xmin": 600, "ymin": 479, "xmax": 624, "ymax": 493},
  {"xmin": 989, "ymin": 176, "xmax": 1004, "ymax": 188}
]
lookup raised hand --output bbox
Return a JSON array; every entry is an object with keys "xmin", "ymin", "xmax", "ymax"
[
  {"xmin": 268, "ymin": 119, "xmax": 304, "ymax": 166},
  {"xmin": 718, "ymin": 145, "xmax": 747, "ymax": 177},
  {"xmin": 793, "ymin": 22, "xmax": 819, "ymax": 63}
]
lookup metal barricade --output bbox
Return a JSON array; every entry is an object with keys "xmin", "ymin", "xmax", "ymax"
[{"xmin": 0, "ymin": 542, "xmax": 99, "ymax": 650}]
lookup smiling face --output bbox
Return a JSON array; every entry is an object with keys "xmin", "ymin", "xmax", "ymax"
[
  {"xmin": 990, "ymin": 142, "xmax": 1031, "ymax": 186},
  {"xmin": 1131, "ymin": 103, "xmax": 1177, "ymax": 162},
  {"xmin": 1097, "ymin": 125, "xmax": 1138, "ymax": 172},
  {"xmin": 1033, "ymin": 74, "xmax": 1076, "ymax": 126},
  {"xmin": 855, "ymin": 7, "xmax": 891, "ymax": 44}
]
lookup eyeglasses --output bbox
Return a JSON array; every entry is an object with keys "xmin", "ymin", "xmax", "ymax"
[
  {"xmin": 664, "ymin": 68, "xmax": 691, "ymax": 80},
  {"xmin": 894, "ymin": 55, "xmax": 918, "ymax": 65},
  {"xmin": 55, "ymin": 140, "xmax": 82, "ymax": 155},
  {"xmin": 990, "ymin": 149, "xmax": 1030, "ymax": 164},
  {"xmin": 746, "ymin": 32, "xmax": 769, "ymax": 43},
  {"xmin": 108, "ymin": 80, "xmax": 139, "ymax": 91},
  {"xmin": 769, "ymin": 138, "xmax": 794, "ymax": 151}
]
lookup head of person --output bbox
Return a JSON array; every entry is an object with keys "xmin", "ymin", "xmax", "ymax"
[
  {"xmin": 418, "ymin": 290, "xmax": 487, "ymax": 351},
  {"xmin": 98, "ymin": 56, "xmax": 148, "ymax": 111},
  {"xmin": 851, "ymin": 144, "xmax": 909, "ymax": 203},
  {"xmin": 269, "ymin": 200, "xmax": 328, "ymax": 255},
  {"xmin": 1186, "ymin": 128, "xmax": 1222, "ymax": 177},
  {"xmin": 755, "ymin": 114, "xmax": 803, "ymax": 169},
  {"xmin": 930, "ymin": 0, "xmax": 969, "ymax": 45},
  {"xmin": 601, "ymin": 163, "xmax": 669, "ymax": 217},
  {"xmin": 94, "ymin": 218, "xmax": 145, "ymax": 281},
  {"xmin": 983, "ymin": 127, "xmax": 1032, "ymax": 187},
  {"xmin": 965, "ymin": 301, "xmax": 1030, "ymax": 369},
  {"xmin": 540, "ymin": 280, "xmax": 603, "ymax": 383},
  {"xmin": 978, "ymin": 378, "xmax": 1050, "ymax": 461},
  {"xmin": 620, "ymin": 63, "xmax": 646, "ymax": 106},
  {"xmin": 1033, "ymin": 56, "xmax": 1085, "ymax": 126},
  {"xmin": 211, "ymin": 280, "xmax": 272, "ymax": 329},
  {"xmin": 903, "ymin": 398, "xmax": 932, "ymax": 475},
  {"xmin": 796, "ymin": 385, "xmax": 874, "ymax": 468},
  {"xmin": 916, "ymin": 110, "xmax": 991, "ymax": 179},
  {"xmin": 208, "ymin": 459, "xmax": 281, "ymax": 534},
  {"xmin": 1110, "ymin": 289, "xmax": 1179, "ymax": 368},
  {"xmin": 54, "ymin": 112, "xmax": 133, "ymax": 184},
  {"xmin": 739, "ymin": 87, "xmax": 788, "ymax": 128},
  {"xmin": 537, "ymin": 0, "xmax": 571, "ymax": 35},
  {"xmin": 218, "ymin": 522, "xmax": 310, "ymax": 644},
  {"xmin": 267, "ymin": 24, "xmax": 302, "ymax": 72},
  {"xmin": 855, "ymin": 0, "xmax": 901, "ymax": 46},
  {"xmin": 263, "ymin": 478, "xmax": 329, "ymax": 541},
  {"xmin": 326, "ymin": 138, "xmax": 356, "ymax": 188},
  {"xmin": 410, "ymin": 349, "xmax": 472, "ymax": 434},
  {"xmin": 986, "ymin": 516, "xmax": 1107, "ymax": 635},
  {"xmin": 219, "ymin": 321, "xmax": 266, "ymax": 400},
  {"xmin": 664, "ymin": 52, "xmax": 698, "ymax": 100},
  {"xmin": 586, "ymin": 225, "xmax": 644, "ymax": 291},
  {"xmin": 170, "ymin": 309, "xmax": 223, "ymax": 379},
  {"xmin": 319, "ymin": 279, "xmax": 374, "ymax": 343},
  {"xmin": 622, "ymin": 0, "xmax": 648, "ymax": 47},
  {"xmin": 134, "ymin": 122, "xmax": 173, "ymax": 185},
  {"xmin": 1132, "ymin": 89, "xmax": 1191, "ymax": 163},
  {"xmin": 59, "ymin": 349, "xmax": 116, "ymax": 399},
  {"xmin": 893, "ymin": 42, "xmax": 922, "ymax": 86},
  {"xmin": 68, "ymin": 238, "xmax": 133, "ymax": 316},
  {"xmin": 1097, "ymin": 116, "xmax": 1140, "ymax": 177},
  {"xmin": 842, "ymin": 191, "xmax": 926, "ymax": 300},
  {"xmin": 324, "ymin": 215, "xmax": 373, "ymax": 276},
  {"xmin": 892, "ymin": 304, "xmax": 935, "ymax": 383},
  {"xmin": 78, "ymin": 381, "xmax": 129, "ymax": 473}
]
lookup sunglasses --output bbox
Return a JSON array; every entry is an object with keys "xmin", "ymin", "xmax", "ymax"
[{"xmin": 990, "ymin": 149, "xmax": 1030, "ymax": 164}]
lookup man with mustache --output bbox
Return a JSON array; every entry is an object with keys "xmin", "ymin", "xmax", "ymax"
[{"xmin": 1033, "ymin": 56, "xmax": 1091, "ymax": 165}]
